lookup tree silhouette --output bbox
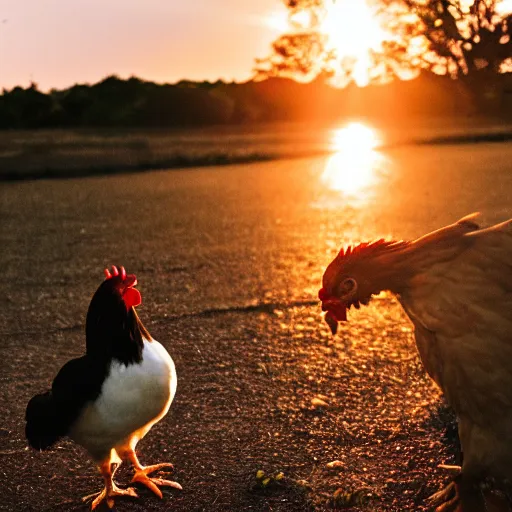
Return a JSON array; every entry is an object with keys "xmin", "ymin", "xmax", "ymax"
[
  {"xmin": 255, "ymin": 1, "xmax": 334, "ymax": 81},
  {"xmin": 0, "ymin": 82, "xmax": 58, "ymax": 128},
  {"xmin": 255, "ymin": 32, "xmax": 334, "ymax": 80},
  {"xmin": 378, "ymin": 0, "xmax": 511, "ymax": 81},
  {"xmin": 256, "ymin": 0, "xmax": 511, "ymax": 86}
]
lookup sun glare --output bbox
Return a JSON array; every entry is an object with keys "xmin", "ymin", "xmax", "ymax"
[
  {"xmin": 267, "ymin": 0, "xmax": 511, "ymax": 86},
  {"xmin": 322, "ymin": 122, "xmax": 383, "ymax": 201},
  {"xmin": 266, "ymin": 0, "xmax": 389, "ymax": 86},
  {"xmin": 321, "ymin": 0, "xmax": 388, "ymax": 86},
  {"xmin": 264, "ymin": 9, "xmax": 290, "ymax": 33}
]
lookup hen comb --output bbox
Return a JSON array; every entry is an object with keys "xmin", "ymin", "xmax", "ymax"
[
  {"xmin": 104, "ymin": 265, "xmax": 127, "ymax": 280},
  {"xmin": 337, "ymin": 240, "xmax": 387, "ymax": 259}
]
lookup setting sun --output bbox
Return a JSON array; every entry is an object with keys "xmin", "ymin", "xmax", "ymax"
[
  {"xmin": 321, "ymin": 0, "xmax": 387, "ymax": 86},
  {"xmin": 267, "ymin": 0, "xmax": 389, "ymax": 87}
]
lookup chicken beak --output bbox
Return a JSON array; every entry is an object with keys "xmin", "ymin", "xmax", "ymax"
[
  {"xmin": 320, "ymin": 299, "xmax": 348, "ymax": 335},
  {"xmin": 324, "ymin": 311, "xmax": 339, "ymax": 335}
]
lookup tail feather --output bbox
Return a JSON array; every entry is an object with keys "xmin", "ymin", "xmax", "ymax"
[{"xmin": 25, "ymin": 391, "xmax": 64, "ymax": 450}]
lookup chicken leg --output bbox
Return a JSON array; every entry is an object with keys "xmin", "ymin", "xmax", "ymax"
[
  {"xmin": 126, "ymin": 449, "xmax": 182, "ymax": 498},
  {"xmin": 82, "ymin": 459, "xmax": 138, "ymax": 510},
  {"xmin": 429, "ymin": 469, "xmax": 512, "ymax": 512},
  {"xmin": 429, "ymin": 478, "xmax": 483, "ymax": 512}
]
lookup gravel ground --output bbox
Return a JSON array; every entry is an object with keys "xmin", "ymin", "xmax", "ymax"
[{"xmin": 1, "ymin": 141, "xmax": 511, "ymax": 511}]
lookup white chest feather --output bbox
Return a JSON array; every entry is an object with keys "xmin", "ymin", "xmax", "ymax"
[{"xmin": 70, "ymin": 339, "xmax": 176, "ymax": 458}]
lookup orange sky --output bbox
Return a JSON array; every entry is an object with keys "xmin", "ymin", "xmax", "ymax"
[
  {"xmin": 0, "ymin": 0, "xmax": 287, "ymax": 91},
  {"xmin": 2, "ymin": 0, "xmax": 511, "ymax": 92}
]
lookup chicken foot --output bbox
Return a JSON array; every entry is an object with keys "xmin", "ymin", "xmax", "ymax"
[
  {"xmin": 428, "ymin": 467, "xmax": 512, "ymax": 512},
  {"xmin": 428, "ymin": 480, "xmax": 460, "ymax": 512},
  {"xmin": 429, "ymin": 475, "xmax": 491, "ymax": 512},
  {"xmin": 82, "ymin": 459, "xmax": 138, "ymax": 510},
  {"xmin": 126, "ymin": 450, "xmax": 182, "ymax": 498}
]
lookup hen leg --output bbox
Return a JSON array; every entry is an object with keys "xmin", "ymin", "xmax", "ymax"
[
  {"xmin": 127, "ymin": 449, "xmax": 182, "ymax": 498},
  {"xmin": 82, "ymin": 458, "xmax": 138, "ymax": 510},
  {"xmin": 428, "ymin": 467, "xmax": 508, "ymax": 512}
]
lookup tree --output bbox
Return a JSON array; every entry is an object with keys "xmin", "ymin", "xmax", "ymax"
[
  {"xmin": 0, "ymin": 82, "xmax": 58, "ymax": 128},
  {"xmin": 255, "ymin": 32, "xmax": 334, "ymax": 81},
  {"xmin": 256, "ymin": 0, "xmax": 512, "ymax": 86},
  {"xmin": 255, "ymin": 1, "xmax": 335, "ymax": 81},
  {"xmin": 378, "ymin": 0, "xmax": 512, "ymax": 80}
]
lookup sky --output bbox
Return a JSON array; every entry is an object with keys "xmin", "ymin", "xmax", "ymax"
[{"xmin": 0, "ymin": 0, "xmax": 288, "ymax": 91}]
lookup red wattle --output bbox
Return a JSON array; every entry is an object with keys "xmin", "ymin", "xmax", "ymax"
[{"xmin": 123, "ymin": 288, "xmax": 142, "ymax": 309}]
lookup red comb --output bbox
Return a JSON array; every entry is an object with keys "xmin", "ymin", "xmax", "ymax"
[
  {"xmin": 104, "ymin": 265, "xmax": 127, "ymax": 280},
  {"xmin": 338, "ymin": 241, "xmax": 378, "ymax": 260}
]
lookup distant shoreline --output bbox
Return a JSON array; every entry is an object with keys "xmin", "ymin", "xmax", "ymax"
[{"xmin": 1, "ymin": 127, "xmax": 511, "ymax": 182}]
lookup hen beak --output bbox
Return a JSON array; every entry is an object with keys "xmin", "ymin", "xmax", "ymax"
[{"xmin": 320, "ymin": 299, "xmax": 349, "ymax": 335}]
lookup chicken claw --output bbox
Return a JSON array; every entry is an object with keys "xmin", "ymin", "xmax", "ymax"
[
  {"xmin": 82, "ymin": 458, "xmax": 138, "ymax": 510},
  {"xmin": 427, "ymin": 473, "xmax": 507, "ymax": 512},
  {"xmin": 91, "ymin": 484, "xmax": 139, "ymax": 510},
  {"xmin": 84, "ymin": 483, "xmax": 138, "ymax": 510},
  {"xmin": 427, "ymin": 480, "xmax": 460, "ymax": 512},
  {"xmin": 132, "ymin": 463, "xmax": 183, "ymax": 498}
]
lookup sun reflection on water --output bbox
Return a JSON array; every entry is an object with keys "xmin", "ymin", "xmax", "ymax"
[{"xmin": 321, "ymin": 122, "xmax": 384, "ymax": 204}]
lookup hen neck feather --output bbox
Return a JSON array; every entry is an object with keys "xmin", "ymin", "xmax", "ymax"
[
  {"xmin": 364, "ymin": 230, "xmax": 475, "ymax": 294},
  {"xmin": 353, "ymin": 241, "xmax": 413, "ymax": 295},
  {"xmin": 85, "ymin": 285, "xmax": 150, "ymax": 366}
]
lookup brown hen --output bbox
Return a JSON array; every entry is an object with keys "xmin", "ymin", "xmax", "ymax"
[{"xmin": 320, "ymin": 214, "xmax": 512, "ymax": 511}]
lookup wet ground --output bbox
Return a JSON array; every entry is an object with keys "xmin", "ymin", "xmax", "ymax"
[{"xmin": 1, "ymin": 139, "xmax": 512, "ymax": 511}]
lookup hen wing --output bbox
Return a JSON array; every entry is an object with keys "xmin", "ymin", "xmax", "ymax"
[
  {"xmin": 51, "ymin": 356, "xmax": 107, "ymax": 427},
  {"xmin": 401, "ymin": 217, "xmax": 512, "ymax": 427},
  {"xmin": 26, "ymin": 355, "xmax": 106, "ymax": 449}
]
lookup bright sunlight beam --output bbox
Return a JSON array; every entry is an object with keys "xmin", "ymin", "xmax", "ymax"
[
  {"xmin": 321, "ymin": 0, "xmax": 388, "ymax": 86},
  {"xmin": 321, "ymin": 122, "xmax": 384, "ymax": 203},
  {"xmin": 266, "ymin": 0, "xmax": 388, "ymax": 86}
]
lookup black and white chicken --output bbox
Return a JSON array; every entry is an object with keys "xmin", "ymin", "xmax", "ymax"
[{"xmin": 25, "ymin": 265, "xmax": 181, "ymax": 509}]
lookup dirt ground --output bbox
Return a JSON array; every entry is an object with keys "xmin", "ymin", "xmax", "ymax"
[
  {"xmin": 2, "ymin": 142, "xmax": 512, "ymax": 511},
  {"xmin": 0, "ymin": 300, "xmax": 459, "ymax": 512}
]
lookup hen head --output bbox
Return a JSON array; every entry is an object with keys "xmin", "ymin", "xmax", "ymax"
[
  {"xmin": 319, "ymin": 240, "xmax": 402, "ymax": 335},
  {"xmin": 85, "ymin": 265, "xmax": 149, "ymax": 362},
  {"xmin": 102, "ymin": 265, "xmax": 141, "ymax": 310}
]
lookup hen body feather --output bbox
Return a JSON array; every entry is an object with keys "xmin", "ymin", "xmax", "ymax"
[{"xmin": 321, "ymin": 214, "xmax": 512, "ymax": 486}]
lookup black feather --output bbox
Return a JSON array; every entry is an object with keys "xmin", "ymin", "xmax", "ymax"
[
  {"xmin": 25, "ymin": 392, "xmax": 61, "ymax": 450},
  {"xmin": 25, "ymin": 356, "xmax": 108, "ymax": 450},
  {"xmin": 85, "ymin": 279, "xmax": 145, "ymax": 365}
]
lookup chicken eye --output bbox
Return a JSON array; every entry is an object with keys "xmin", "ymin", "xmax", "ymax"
[{"xmin": 338, "ymin": 277, "xmax": 358, "ymax": 298}]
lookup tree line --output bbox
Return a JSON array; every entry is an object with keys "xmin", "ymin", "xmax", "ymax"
[{"xmin": 1, "ymin": 71, "xmax": 511, "ymax": 130}]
